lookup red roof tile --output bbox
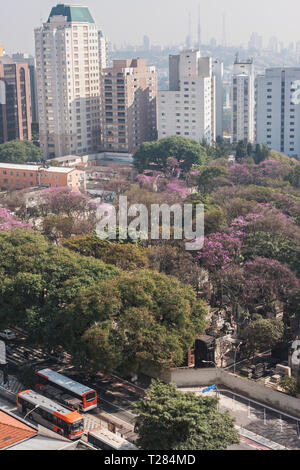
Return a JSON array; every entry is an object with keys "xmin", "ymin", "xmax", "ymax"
[{"xmin": 0, "ymin": 411, "xmax": 37, "ymax": 449}]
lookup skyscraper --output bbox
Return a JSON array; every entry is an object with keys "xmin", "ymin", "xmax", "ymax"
[
  {"xmin": 0, "ymin": 57, "xmax": 32, "ymax": 144},
  {"xmin": 231, "ymin": 56, "xmax": 255, "ymax": 143},
  {"xmin": 158, "ymin": 50, "xmax": 216, "ymax": 145},
  {"xmin": 143, "ymin": 35, "xmax": 150, "ymax": 51},
  {"xmin": 35, "ymin": 4, "xmax": 101, "ymax": 158},
  {"xmin": 256, "ymin": 67, "xmax": 300, "ymax": 159},
  {"xmin": 98, "ymin": 30, "xmax": 108, "ymax": 71},
  {"xmin": 100, "ymin": 58, "xmax": 157, "ymax": 153},
  {"xmin": 212, "ymin": 59, "xmax": 224, "ymax": 139},
  {"xmin": 12, "ymin": 53, "xmax": 39, "ymax": 123},
  {"xmin": 248, "ymin": 33, "xmax": 263, "ymax": 52}
]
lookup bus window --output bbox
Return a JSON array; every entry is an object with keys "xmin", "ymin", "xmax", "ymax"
[{"xmin": 85, "ymin": 392, "xmax": 96, "ymax": 402}]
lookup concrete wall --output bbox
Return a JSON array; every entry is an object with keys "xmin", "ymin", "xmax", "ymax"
[
  {"xmin": 162, "ymin": 367, "xmax": 300, "ymax": 418},
  {"xmin": 219, "ymin": 370, "xmax": 300, "ymax": 418},
  {"xmin": 167, "ymin": 367, "xmax": 221, "ymax": 387}
]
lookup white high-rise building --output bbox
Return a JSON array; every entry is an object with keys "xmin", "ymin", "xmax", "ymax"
[
  {"xmin": 35, "ymin": 4, "xmax": 101, "ymax": 158},
  {"xmin": 212, "ymin": 59, "xmax": 224, "ymax": 139},
  {"xmin": 158, "ymin": 50, "xmax": 216, "ymax": 145},
  {"xmin": 256, "ymin": 67, "xmax": 300, "ymax": 159},
  {"xmin": 231, "ymin": 56, "xmax": 255, "ymax": 143},
  {"xmin": 98, "ymin": 30, "xmax": 108, "ymax": 70}
]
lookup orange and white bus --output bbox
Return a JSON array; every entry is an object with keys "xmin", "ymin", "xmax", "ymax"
[
  {"xmin": 35, "ymin": 368, "xmax": 98, "ymax": 412},
  {"xmin": 17, "ymin": 390, "xmax": 84, "ymax": 440}
]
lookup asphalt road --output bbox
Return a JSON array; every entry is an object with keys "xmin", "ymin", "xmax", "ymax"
[{"xmin": 63, "ymin": 369, "xmax": 142, "ymax": 427}]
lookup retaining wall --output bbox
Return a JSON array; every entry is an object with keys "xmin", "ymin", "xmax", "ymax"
[{"xmin": 162, "ymin": 367, "xmax": 300, "ymax": 418}]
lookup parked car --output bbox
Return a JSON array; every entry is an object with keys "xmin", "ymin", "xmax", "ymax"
[{"xmin": 0, "ymin": 329, "xmax": 16, "ymax": 341}]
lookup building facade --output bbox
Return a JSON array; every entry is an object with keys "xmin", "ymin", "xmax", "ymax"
[
  {"xmin": 158, "ymin": 50, "xmax": 216, "ymax": 145},
  {"xmin": 100, "ymin": 58, "xmax": 157, "ymax": 153},
  {"xmin": 0, "ymin": 57, "xmax": 32, "ymax": 144},
  {"xmin": 212, "ymin": 59, "xmax": 224, "ymax": 139},
  {"xmin": 231, "ymin": 57, "xmax": 255, "ymax": 143},
  {"xmin": 0, "ymin": 162, "xmax": 86, "ymax": 191},
  {"xmin": 256, "ymin": 67, "xmax": 300, "ymax": 160},
  {"xmin": 12, "ymin": 53, "xmax": 39, "ymax": 123},
  {"xmin": 98, "ymin": 30, "xmax": 108, "ymax": 70},
  {"xmin": 35, "ymin": 4, "xmax": 101, "ymax": 159}
]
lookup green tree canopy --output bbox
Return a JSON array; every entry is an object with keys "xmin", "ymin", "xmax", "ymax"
[
  {"xmin": 197, "ymin": 166, "xmax": 230, "ymax": 193},
  {"xmin": 0, "ymin": 229, "xmax": 119, "ymax": 331},
  {"xmin": 62, "ymin": 234, "xmax": 149, "ymax": 271},
  {"xmin": 133, "ymin": 380, "xmax": 239, "ymax": 450},
  {"xmin": 0, "ymin": 140, "xmax": 42, "ymax": 163},
  {"xmin": 133, "ymin": 136, "xmax": 209, "ymax": 172},
  {"xmin": 241, "ymin": 318, "xmax": 284, "ymax": 358},
  {"xmin": 64, "ymin": 270, "xmax": 208, "ymax": 373}
]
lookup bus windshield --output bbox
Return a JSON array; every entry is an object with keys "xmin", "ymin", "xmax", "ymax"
[
  {"xmin": 85, "ymin": 392, "xmax": 96, "ymax": 402},
  {"xmin": 72, "ymin": 419, "xmax": 84, "ymax": 432}
]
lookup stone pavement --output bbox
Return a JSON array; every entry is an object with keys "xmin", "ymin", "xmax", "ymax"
[
  {"xmin": 180, "ymin": 387, "xmax": 300, "ymax": 450},
  {"xmin": 0, "ymin": 371, "xmax": 23, "ymax": 395}
]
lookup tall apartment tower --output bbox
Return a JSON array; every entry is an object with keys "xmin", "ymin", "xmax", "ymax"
[
  {"xmin": 212, "ymin": 59, "xmax": 224, "ymax": 139},
  {"xmin": 12, "ymin": 53, "xmax": 39, "ymax": 123},
  {"xmin": 35, "ymin": 4, "xmax": 101, "ymax": 158},
  {"xmin": 256, "ymin": 67, "xmax": 300, "ymax": 159},
  {"xmin": 98, "ymin": 30, "xmax": 108, "ymax": 70},
  {"xmin": 158, "ymin": 50, "xmax": 216, "ymax": 145},
  {"xmin": 231, "ymin": 56, "xmax": 255, "ymax": 143},
  {"xmin": 0, "ymin": 57, "xmax": 32, "ymax": 144},
  {"xmin": 100, "ymin": 58, "xmax": 158, "ymax": 153}
]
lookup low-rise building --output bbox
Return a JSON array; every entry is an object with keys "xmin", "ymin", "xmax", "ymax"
[{"xmin": 0, "ymin": 163, "xmax": 86, "ymax": 191}]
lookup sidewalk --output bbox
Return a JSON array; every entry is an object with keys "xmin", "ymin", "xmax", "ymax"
[
  {"xmin": 0, "ymin": 371, "xmax": 24, "ymax": 395},
  {"xmin": 180, "ymin": 386, "xmax": 297, "ymax": 450}
]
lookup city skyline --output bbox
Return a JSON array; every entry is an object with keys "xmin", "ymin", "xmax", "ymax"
[{"xmin": 1, "ymin": 0, "xmax": 300, "ymax": 55}]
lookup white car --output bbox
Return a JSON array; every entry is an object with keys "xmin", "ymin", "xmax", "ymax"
[{"xmin": 0, "ymin": 329, "xmax": 16, "ymax": 341}]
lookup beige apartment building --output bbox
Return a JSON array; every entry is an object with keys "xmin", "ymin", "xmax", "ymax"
[
  {"xmin": 35, "ymin": 4, "xmax": 101, "ymax": 159},
  {"xmin": 100, "ymin": 58, "xmax": 158, "ymax": 153}
]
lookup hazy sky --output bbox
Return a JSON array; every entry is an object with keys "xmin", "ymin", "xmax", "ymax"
[{"xmin": 1, "ymin": 0, "xmax": 300, "ymax": 54}]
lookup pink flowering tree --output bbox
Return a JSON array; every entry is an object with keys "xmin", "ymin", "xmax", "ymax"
[
  {"xmin": 164, "ymin": 180, "xmax": 190, "ymax": 198},
  {"xmin": 40, "ymin": 187, "xmax": 92, "ymax": 217},
  {"xmin": 0, "ymin": 208, "xmax": 31, "ymax": 231},
  {"xmin": 136, "ymin": 174, "xmax": 157, "ymax": 191},
  {"xmin": 197, "ymin": 232, "xmax": 243, "ymax": 272},
  {"xmin": 228, "ymin": 164, "xmax": 254, "ymax": 186}
]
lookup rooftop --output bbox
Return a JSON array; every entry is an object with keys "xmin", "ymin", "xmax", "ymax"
[
  {"xmin": 0, "ymin": 163, "xmax": 77, "ymax": 173},
  {"xmin": 0, "ymin": 163, "xmax": 40, "ymax": 171},
  {"xmin": 47, "ymin": 4, "xmax": 95, "ymax": 24},
  {"xmin": 0, "ymin": 410, "xmax": 37, "ymax": 450}
]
